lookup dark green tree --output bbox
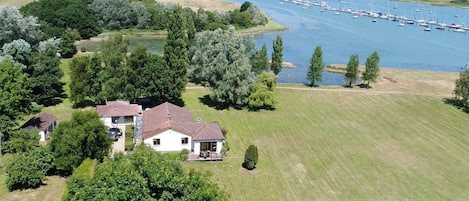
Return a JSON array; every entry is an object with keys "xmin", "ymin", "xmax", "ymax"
[
  {"xmin": 69, "ymin": 56, "xmax": 89, "ymax": 105},
  {"xmin": 345, "ymin": 55, "xmax": 360, "ymax": 87},
  {"xmin": 5, "ymin": 154, "xmax": 45, "ymax": 191},
  {"xmin": 27, "ymin": 46, "xmax": 64, "ymax": 105},
  {"xmin": 248, "ymin": 72, "xmax": 277, "ymax": 110},
  {"xmin": 98, "ymin": 35, "xmax": 128, "ymax": 101},
  {"xmin": 2, "ymin": 129, "xmax": 39, "ymax": 154},
  {"xmin": 271, "ymin": 35, "xmax": 283, "ymax": 75},
  {"xmin": 164, "ymin": 5, "xmax": 189, "ymax": 105},
  {"xmin": 0, "ymin": 60, "xmax": 32, "ymax": 135},
  {"xmin": 66, "ymin": 145, "xmax": 228, "ymax": 200},
  {"xmin": 62, "ymin": 159, "xmax": 97, "ymax": 201},
  {"xmin": 50, "ymin": 110, "xmax": 111, "ymax": 175},
  {"xmin": 251, "ymin": 43, "xmax": 269, "ymax": 75},
  {"xmin": 306, "ymin": 46, "xmax": 325, "ymax": 87},
  {"xmin": 186, "ymin": 14, "xmax": 197, "ymax": 47},
  {"xmin": 362, "ymin": 51, "xmax": 380, "ymax": 88},
  {"xmin": 454, "ymin": 67, "xmax": 469, "ymax": 108},
  {"xmin": 136, "ymin": 55, "xmax": 173, "ymax": 105},
  {"xmin": 242, "ymin": 144, "xmax": 258, "ymax": 170},
  {"xmin": 59, "ymin": 32, "xmax": 77, "ymax": 58},
  {"xmin": 240, "ymin": 1, "xmax": 252, "ymax": 12}
]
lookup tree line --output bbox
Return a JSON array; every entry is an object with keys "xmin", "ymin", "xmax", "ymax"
[{"xmin": 306, "ymin": 46, "xmax": 381, "ymax": 88}]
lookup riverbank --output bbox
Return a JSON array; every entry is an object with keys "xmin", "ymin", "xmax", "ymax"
[
  {"xmin": 325, "ymin": 64, "xmax": 458, "ymax": 97},
  {"xmin": 398, "ymin": 0, "xmax": 469, "ymax": 7}
]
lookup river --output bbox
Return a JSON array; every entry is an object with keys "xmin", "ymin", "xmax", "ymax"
[{"xmin": 231, "ymin": 0, "xmax": 469, "ymax": 84}]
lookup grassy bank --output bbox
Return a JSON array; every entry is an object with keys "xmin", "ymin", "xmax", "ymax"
[{"xmin": 182, "ymin": 86, "xmax": 469, "ymax": 200}]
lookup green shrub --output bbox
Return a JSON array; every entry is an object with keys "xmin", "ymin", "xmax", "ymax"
[
  {"xmin": 62, "ymin": 158, "xmax": 97, "ymax": 201},
  {"xmin": 242, "ymin": 144, "xmax": 258, "ymax": 170},
  {"xmin": 6, "ymin": 154, "xmax": 46, "ymax": 190}
]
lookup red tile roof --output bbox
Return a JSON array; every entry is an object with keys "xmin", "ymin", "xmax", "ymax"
[
  {"xmin": 96, "ymin": 100, "xmax": 142, "ymax": 117},
  {"xmin": 142, "ymin": 102, "xmax": 224, "ymax": 141},
  {"xmin": 21, "ymin": 113, "xmax": 57, "ymax": 132}
]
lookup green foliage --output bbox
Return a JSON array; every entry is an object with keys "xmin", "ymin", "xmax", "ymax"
[
  {"xmin": 251, "ymin": 43, "xmax": 269, "ymax": 75},
  {"xmin": 0, "ymin": 60, "xmax": 32, "ymax": 135},
  {"xmin": 229, "ymin": 9, "xmax": 253, "ymax": 28},
  {"xmin": 249, "ymin": 72, "xmax": 278, "ymax": 110},
  {"xmin": 242, "ymin": 144, "xmax": 258, "ymax": 170},
  {"xmin": 1, "ymin": 39, "xmax": 32, "ymax": 66},
  {"xmin": 63, "ymin": 158, "xmax": 97, "ymax": 201},
  {"xmin": 345, "ymin": 55, "xmax": 360, "ymax": 87},
  {"xmin": 136, "ymin": 54, "xmax": 173, "ymax": 105},
  {"xmin": 50, "ymin": 110, "xmax": 111, "ymax": 175},
  {"xmin": 89, "ymin": 0, "xmax": 151, "ymax": 30},
  {"xmin": 271, "ymin": 35, "xmax": 283, "ymax": 75},
  {"xmin": 306, "ymin": 46, "xmax": 325, "ymax": 86},
  {"xmin": 69, "ymin": 56, "xmax": 91, "ymax": 105},
  {"xmin": 5, "ymin": 154, "xmax": 46, "ymax": 191},
  {"xmin": 20, "ymin": 0, "xmax": 101, "ymax": 39},
  {"xmin": 362, "ymin": 51, "xmax": 380, "ymax": 87},
  {"xmin": 189, "ymin": 28, "xmax": 255, "ymax": 107},
  {"xmin": 27, "ymin": 46, "xmax": 65, "ymax": 105},
  {"xmin": 66, "ymin": 145, "xmax": 228, "ymax": 200},
  {"xmin": 59, "ymin": 32, "xmax": 77, "ymax": 58},
  {"xmin": 454, "ymin": 67, "xmax": 469, "ymax": 108},
  {"xmin": 240, "ymin": 1, "xmax": 252, "ymax": 12},
  {"xmin": 164, "ymin": 5, "xmax": 189, "ymax": 105},
  {"xmin": 245, "ymin": 5, "xmax": 268, "ymax": 25},
  {"xmin": 2, "ymin": 129, "xmax": 39, "ymax": 154}
]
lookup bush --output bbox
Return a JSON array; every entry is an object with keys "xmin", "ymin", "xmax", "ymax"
[
  {"xmin": 6, "ymin": 154, "xmax": 46, "ymax": 190},
  {"xmin": 62, "ymin": 158, "xmax": 97, "ymax": 201},
  {"xmin": 125, "ymin": 125, "xmax": 134, "ymax": 151},
  {"xmin": 242, "ymin": 144, "xmax": 258, "ymax": 170}
]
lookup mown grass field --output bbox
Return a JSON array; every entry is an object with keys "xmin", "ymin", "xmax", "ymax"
[
  {"xmin": 0, "ymin": 0, "xmax": 33, "ymax": 8},
  {"xmin": 181, "ymin": 87, "xmax": 469, "ymax": 200}
]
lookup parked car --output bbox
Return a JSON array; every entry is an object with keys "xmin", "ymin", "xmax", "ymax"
[{"xmin": 108, "ymin": 127, "xmax": 121, "ymax": 141}]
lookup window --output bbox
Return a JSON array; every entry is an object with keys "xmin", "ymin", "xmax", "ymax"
[
  {"xmin": 181, "ymin": 137, "xmax": 189, "ymax": 144},
  {"xmin": 153, "ymin": 138, "xmax": 160, "ymax": 145}
]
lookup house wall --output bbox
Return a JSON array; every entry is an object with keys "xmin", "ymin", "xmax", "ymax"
[
  {"xmin": 143, "ymin": 129, "xmax": 192, "ymax": 152},
  {"xmin": 193, "ymin": 140, "xmax": 224, "ymax": 155},
  {"xmin": 101, "ymin": 117, "xmax": 113, "ymax": 128},
  {"xmin": 39, "ymin": 130, "xmax": 46, "ymax": 142}
]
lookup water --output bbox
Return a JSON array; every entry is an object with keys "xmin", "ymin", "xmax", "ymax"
[{"xmin": 231, "ymin": 0, "xmax": 469, "ymax": 84}]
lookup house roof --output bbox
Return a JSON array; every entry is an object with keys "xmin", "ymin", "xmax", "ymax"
[
  {"xmin": 142, "ymin": 102, "xmax": 224, "ymax": 141},
  {"xmin": 96, "ymin": 100, "xmax": 142, "ymax": 117},
  {"xmin": 20, "ymin": 113, "xmax": 57, "ymax": 132}
]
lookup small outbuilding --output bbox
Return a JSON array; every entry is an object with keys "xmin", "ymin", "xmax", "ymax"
[{"xmin": 20, "ymin": 113, "xmax": 58, "ymax": 142}]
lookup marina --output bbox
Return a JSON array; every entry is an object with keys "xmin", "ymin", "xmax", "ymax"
[{"xmin": 231, "ymin": 0, "xmax": 469, "ymax": 85}]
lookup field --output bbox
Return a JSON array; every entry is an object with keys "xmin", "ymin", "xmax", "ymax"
[
  {"xmin": 0, "ymin": 0, "xmax": 33, "ymax": 8},
  {"xmin": 181, "ymin": 86, "xmax": 469, "ymax": 200}
]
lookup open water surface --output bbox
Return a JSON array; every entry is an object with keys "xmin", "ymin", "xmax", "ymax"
[{"xmin": 232, "ymin": 0, "xmax": 469, "ymax": 84}]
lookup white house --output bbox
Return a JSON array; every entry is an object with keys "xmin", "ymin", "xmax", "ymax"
[
  {"xmin": 20, "ymin": 113, "xmax": 58, "ymax": 142},
  {"xmin": 142, "ymin": 102, "xmax": 225, "ymax": 160},
  {"xmin": 96, "ymin": 100, "xmax": 142, "ymax": 128}
]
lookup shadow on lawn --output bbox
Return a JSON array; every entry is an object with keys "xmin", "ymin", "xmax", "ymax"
[
  {"xmin": 199, "ymin": 95, "xmax": 237, "ymax": 110},
  {"xmin": 443, "ymin": 98, "xmax": 469, "ymax": 113}
]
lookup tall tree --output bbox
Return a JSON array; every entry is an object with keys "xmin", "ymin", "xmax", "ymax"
[
  {"xmin": 242, "ymin": 144, "xmax": 258, "ymax": 170},
  {"xmin": 251, "ymin": 43, "xmax": 269, "ymax": 75},
  {"xmin": 59, "ymin": 32, "xmax": 77, "ymax": 58},
  {"xmin": 0, "ymin": 6, "xmax": 41, "ymax": 47},
  {"xmin": 50, "ymin": 111, "xmax": 111, "ymax": 175},
  {"xmin": 190, "ymin": 28, "xmax": 255, "ymax": 107},
  {"xmin": 98, "ymin": 35, "xmax": 128, "ymax": 101},
  {"xmin": 27, "ymin": 46, "xmax": 64, "ymax": 105},
  {"xmin": 454, "ymin": 67, "xmax": 469, "ymax": 108},
  {"xmin": 345, "ymin": 54, "xmax": 360, "ymax": 87},
  {"xmin": 248, "ymin": 71, "xmax": 277, "ymax": 110},
  {"xmin": 271, "ymin": 35, "xmax": 283, "ymax": 75},
  {"xmin": 186, "ymin": 14, "xmax": 197, "ymax": 47},
  {"xmin": 306, "ymin": 46, "xmax": 325, "ymax": 87},
  {"xmin": 69, "ymin": 56, "xmax": 92, "ymax": 105},
  {"xmin": 0, "ymin": 60, "xmax": 32, "ymax": 135},
  {"xmin": 136, "ymin": 55, "xmax": 173, "ymax": 105},
  {"xmin": 2, "ymin": 129, "xmax": 39, "ymax": 154},
  {"xmin": 362, "ymin": 51, "xmax": 380, "ymax": 88},
  {"xmin": 164, "ymin": 5, "xmax": 189, "ymax": 105}
]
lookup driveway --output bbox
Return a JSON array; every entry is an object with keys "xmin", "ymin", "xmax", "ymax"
[{"xmin": 111, "ymin": 125, "xmax": 126, "ymax": 156}]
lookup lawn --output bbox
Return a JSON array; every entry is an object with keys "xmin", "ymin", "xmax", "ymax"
[
  {"xmin": 0, "ymin": 0, "xmax": 34, "ymax": 8},
  {"xmin": 181, "ymin": 87, "xmax": 469, "ymax": 200}
]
